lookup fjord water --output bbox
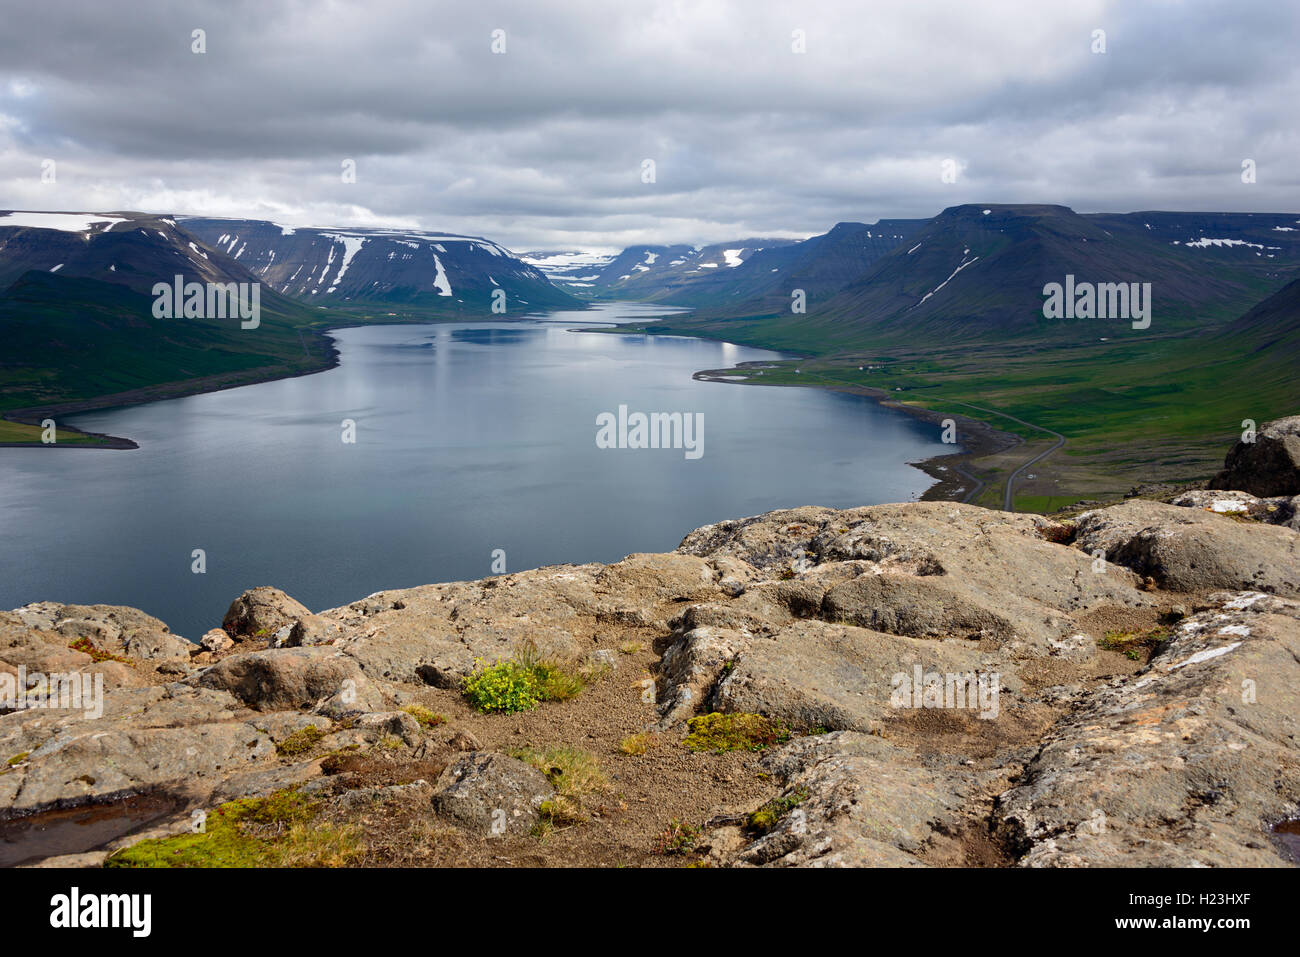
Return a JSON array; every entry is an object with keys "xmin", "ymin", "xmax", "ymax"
[{"xmin": 0, "ymin": 303, "xmax": 953, "ymax": 638}]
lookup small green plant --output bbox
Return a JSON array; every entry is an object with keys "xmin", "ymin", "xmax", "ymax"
[
  {"xmin": 654, "ymin": 819, "xmax": 701, "ymax": 855},
  {"xmin": 67, "ymin": 637, "xmax": 131, "ymax": 665},
  {"xmin": 401, "ymin": 704, "xmax": 445, "ymax": 728},
  {"xmin": 276, "ymin": 725, "xmax": 325, "ymax": 756},
  {"xmin": 462, "ymin": 641, "xmax": 590, "ymax": 713},
  {"xmin": 747, "ymin": 787, "xmax": 809, "ymax": 834},
  {"xmin": 618, "ymin": 641, "xmax": 642, "ymax": 655},
  {"xmin": 463, "ymin": 659, "xmax": 542, "ymax": 713},
  {"xmin": 682, "ymin": 712, "xmax": 789, "ymax": 753}
]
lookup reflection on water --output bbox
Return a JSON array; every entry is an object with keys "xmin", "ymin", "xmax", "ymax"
[{"xmin": 0, "ymin": 303, "xmax": 953, "ymax": 638}]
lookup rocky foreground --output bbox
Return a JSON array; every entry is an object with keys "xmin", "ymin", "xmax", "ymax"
[{"xmin": 2, "ymin": 420, "xmax": 1299, "ymax": 868}]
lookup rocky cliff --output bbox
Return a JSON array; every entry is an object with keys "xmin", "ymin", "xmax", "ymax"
[{"xmin": 2, "ymin": 419, "xmax": 1298, "ymax": 868}]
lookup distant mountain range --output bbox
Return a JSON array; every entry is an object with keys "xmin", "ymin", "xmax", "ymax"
[
  {"xmin": 3, "ymin": 203, "xmax": 1297, "ymax": 438},
  {"xmin": 592, "ymin": 205, "xmax": 1300, "ymax": 350},
  {"xmin": 181, "ymin": 218, "xmax": 578, "ymax": 311}
]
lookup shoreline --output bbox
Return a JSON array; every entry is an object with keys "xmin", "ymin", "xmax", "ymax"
[
  {"xmin": 1, "ymin": 310, "xmax": 1016, "ymax": 508},
  {"xmin": 691, "ymin": 362, "xmax": 1021, "ymax": 505},
  {"xmin": 0, "ymin": 309, "xmax": 602, "ymax": 449}
]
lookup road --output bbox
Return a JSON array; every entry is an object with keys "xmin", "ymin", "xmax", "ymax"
[{"xmin": 907, "ymin": 395, "xmax": 1066, "ymax": 512}]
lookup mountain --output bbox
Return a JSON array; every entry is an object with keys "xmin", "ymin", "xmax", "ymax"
[
  {"xmin": 524, "ymin": 238, "xmax": 807, "ymax": 301},
  {"xmin": 657, "ymin": 205, "xmax": 1300, "ymax": 349},
  {"xmin": 0, "ymin": 210, "xmax": 333, "ymax": 416},
  {"xmin": 0, "ymin": 210, "xmax": 273, "ymax": 294},
  {"xmin": 516, "ymin": 249, "xmax": 619, "ymax": 292},
  {"xmin": 180, "ymin": 219, "xmax": 580, "ymax": 313}
]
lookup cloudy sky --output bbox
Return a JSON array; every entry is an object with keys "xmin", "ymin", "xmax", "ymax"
[{"xmin": 1, "ymin": 0, "xmax": 1296, "ymax": 252}]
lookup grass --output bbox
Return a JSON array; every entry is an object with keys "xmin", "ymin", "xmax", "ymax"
[
  {"xmin": 0, "ymin": 418, "xmax": 110, "ymax": 446},
  {"xmin": 619, "ymin": 732, "xmax": 658, "ymax": 755},
  {"xmin": 105, "ymin": 789, "xmax": 360, "ymax": 868},
  {"xmin": 511, "ymin": 746, "xmax": 608, "ymax": 833},
  {"xmin": 682, "ymin": 712, "xmax": 790, "ymax": 753},
  {"xmin": 401, "ymin": 704, "xmax": 445, "ymax": 728}
]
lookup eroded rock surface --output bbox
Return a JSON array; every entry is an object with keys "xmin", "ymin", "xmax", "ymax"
[{"xmin": 3, "ymin": 489, "xmax": 1297, "ymax": 867}]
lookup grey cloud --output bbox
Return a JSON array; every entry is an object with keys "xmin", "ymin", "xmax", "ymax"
[{"xmin": 0, "ymin": 0, "xmax": 1296, "ymax": 250}]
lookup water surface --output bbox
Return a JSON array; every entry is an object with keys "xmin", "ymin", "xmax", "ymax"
[{"xmin": 0, "ymin": 303, "xmax": 953, "ymax": 636}]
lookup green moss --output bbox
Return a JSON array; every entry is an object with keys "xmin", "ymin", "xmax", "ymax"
[
  {"xmin": 401, "ymin": 704, "xmax": 445, "ymax": 728},
  {"xmin": 275, "ymin": 725, "xmax": 325, "ymax": 756},
  {"xmin": 105, "ymin": 789, "xmax": 358, "ymax": 868},
  {"xmin": 747, "ymin": 787, "xmax": 809, "ymax": 834},
  {"xmin": 1099, "ymin": 626, "xmax": 1171, "ymax": 660},
  {"xmin": 682, "ymin": 712, "xmax": 790, "ymax": 753}
]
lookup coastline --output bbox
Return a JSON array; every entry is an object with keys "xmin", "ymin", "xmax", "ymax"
[
  {"xmin": 691, "ymin": 361, "xmax": 1021, "ymax": 505},
  {"xmin": 1, "ymin": 309, "xmax": 1017, "ymax": 508},
  {"xmin": 0, "ymin": 307, "xmax": 597, "ymax": 450},
  {"xmin": 0, "ymin": 326, "xmax": 345, "ymax": 449}
]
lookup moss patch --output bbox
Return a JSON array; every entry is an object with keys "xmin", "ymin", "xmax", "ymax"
[
  {"xmin": 747, "ymin": 787, "xmax": 809, "ymax": 834},
  {"xmin": 105, "ymin": 789, "xmax": 359, "ymax": 868},
  {"xmin": 1100, "ymin": 626, "xmax": 1171, "ymax": 661},
  {"xmin": 682, "ymin": 712, "xmax": 790, "ymax": 753},
  {"xmin": 275, "ymin": 725, "xmax": 326, "ymax": 756}
]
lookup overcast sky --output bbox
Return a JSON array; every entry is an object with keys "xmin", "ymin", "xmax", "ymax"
[{"xmin": 1, "ymin": 0, "xmax": 1296, "ymax": 252}]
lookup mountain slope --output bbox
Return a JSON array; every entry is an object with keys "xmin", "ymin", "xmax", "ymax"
[
  {"xmin": 666, "ymin": 205, "xmax": 1300, "ymax": 349},
  {"xmin": 180, "ymin": 219, "xmax": 580, "ymax": 313},
  {"xmin": 0, "ymin": 211, "xmax": 336, "ymax": 416}
]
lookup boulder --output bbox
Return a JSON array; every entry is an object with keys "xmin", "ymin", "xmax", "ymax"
[
  {"xmin": 199, "ymin": 629, "xmax": 234, "ymax": 654},
  {"xmin": 430, "ymin": 752, "xmax": 553, "ymax": 836},
  {"xmin": 1211, "ymin": 415, "xmax": 1300, "ymax": 497},
  {"xmin": 709, "ymin": 620, "xmax": 1015, "ymax": 733},
  {"xmin": 1073, "ymin": 499, "xmax": 1299, "ymax": 595},
  {"xmin": 221, "ymin": 587, "xmax": 311, "ymax": 639},
  {"xmin": 197, "ymin": 647, "xmax": 367, "ymax": 712}
]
